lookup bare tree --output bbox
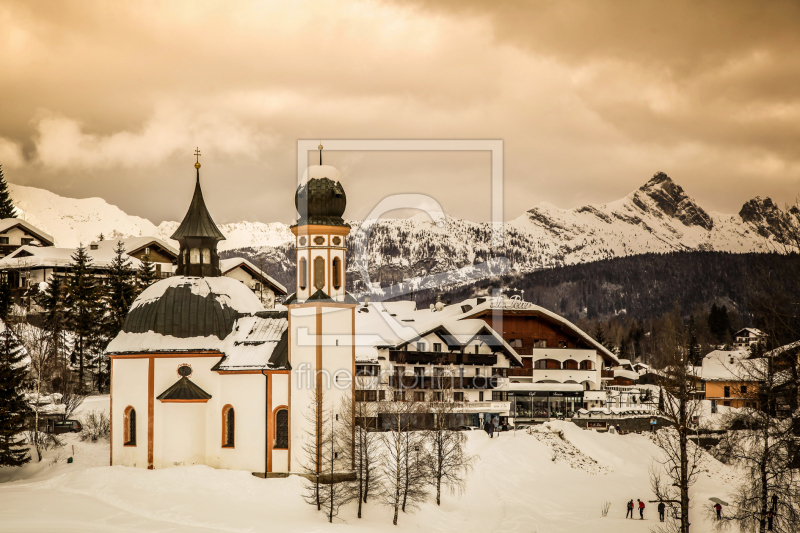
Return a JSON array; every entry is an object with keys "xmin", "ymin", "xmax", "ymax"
[
  {"xmin": 379, "ymin": 387, "xmax": 428, "ymax": 525},
  {"xmin": 337, "ymin": 375, "xmax": 383, "ymax": 518},
  {"xmin": 425, "ymin": 383, "xmax": 474, "ymax": 506},
  {"xmin": 712, "ymin": 345, "xmax": 800, "ymax": 533},
  {"xmin": 650, "ymin": 323, "xmax": 705, "ymax": 533},
  {"xmin": 14, "ymin": 322, "xmax": 52, "ymax": 462},
  {"xmin": 320, "ymin": 405, "xmax": 354, "ymax": 523},
  {"xmin": 301, "ymin": 383, "xmax": 329, "ymax": 511}
]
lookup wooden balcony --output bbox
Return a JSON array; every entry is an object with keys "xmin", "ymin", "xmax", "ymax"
[
  {"xmin": 388, "ymin": 374, "xmax": 497, "ymax": 390},
  {"xmin": 388, "ymin": 350, "xmax": 498, "ymax": 366}
]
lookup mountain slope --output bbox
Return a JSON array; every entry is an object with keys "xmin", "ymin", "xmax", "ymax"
[{"xmin": 7, "ymin": 173, "xmax": 798, "ymax": 293}]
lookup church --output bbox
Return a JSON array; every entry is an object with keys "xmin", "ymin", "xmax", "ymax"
[{"xmin": 107, "ymin": 157, "xmax": 357, "ymax": 476}]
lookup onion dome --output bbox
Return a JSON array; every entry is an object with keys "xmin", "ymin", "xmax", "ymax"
[
  {"xmin": 293, "ymin": 165, "xmax": 348, "ymax": 227},
  {"xmin": 121, "ymin": 276, "xmax": 264, "ymax": 340}
]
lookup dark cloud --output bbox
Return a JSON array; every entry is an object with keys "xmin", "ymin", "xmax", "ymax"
[{"xmin": 0, "ymin": 0, "xmax": 797, "ymax": 226}]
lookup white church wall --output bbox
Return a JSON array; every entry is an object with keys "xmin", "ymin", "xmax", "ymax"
[
  {"xmin": 212, "ymin": 374, "xmax": 267, "ymax": 473},
  {"xmin": 111, "ymin": 358, "xmax": 149, "ymax": 468},
  {"xmin": 289, "ymin": 306, "xmax": 318, "ymax": 471},
  {"xmin": 152, "ymin": 356, "xmax": 217, "ymax": 470},
  {"xmin": 271, "ymin": 373, "xmax": 290, "ymax": 472},
  {"xmin": 159, "ymin": 403, "xmax": 206, "ymax": 468}
]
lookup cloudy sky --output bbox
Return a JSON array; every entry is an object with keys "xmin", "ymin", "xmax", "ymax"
[{"xmin": 1, "ymin": 0, "xmax": 798, "ymax": 225}]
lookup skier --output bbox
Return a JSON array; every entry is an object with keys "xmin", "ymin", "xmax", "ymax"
[
  {"xmin": 658, "ymin": 502, "xmax": 666, "ymax": 522},
  {"xmin": 626, "ymin": 499, "xmax": 634, "ymax": 519},
  {"xmin": 638, "ymin": 499, "xmax": 645, "ymax": 519},
  {"xmin": 771, "ymin": 494, "xmax": 778, "ymax": 513},
  {"xmin": 714, "ymin": 502, "xmax": 722, "ymax": 520}
]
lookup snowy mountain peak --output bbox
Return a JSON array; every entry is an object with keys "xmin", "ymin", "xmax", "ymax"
[
  {"xmin": 738, "ymin": 196, "xmax": 795, "ymax": 241},
  {"xmin": 629, "ymin": 172, "xmax": 714, "ymax": 230}
]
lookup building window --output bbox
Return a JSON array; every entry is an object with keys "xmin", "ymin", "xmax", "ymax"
[
  {"xmin": 540, "ymin": 340, "xmax": 547, "ymax": 348},
  {"xmin": 123, "ymin": 406, "xmax": 136, "ymax": 446},
  {"xmin": 202, "ymin": 248, "xmax": 211, "ymax": 264},
  {"xmin": 558, "ymin": 341, "xmax": 567, "ymax": 348},
  {"xmin": 314, "ymin": 256, "xmax": 325, "ymax": 290},
  {"xmin": 740, "ymin": 385, "xmax": 747, "ymax": 394},
  {"xmin": 414, "ymin": 367, "xmax": 425, "ymax": 378},
  {"xmin": 453, "ymin": 392, "xmax": 464, "ymax": 402},
  {"xmin": 724, "ymin": 386, "xmax": 730, "ymax": 398},
  {"xmin": 563, "ymin": 360, "xmax": 579, "ymax": 370},
  {"xmin": 355, "ymin": 390, "xmax": 378, "ymax": 402},
  {"xmin": 0, "ymin": 237, "xmax": 8, "ymax": 245},
  {"xmin": 222, "ymin": 405, "xmax": 235, "ymax": 448},
  {"xmin": 416, "ymin": 342, "xmax": 426, "ymax": 351},
  {"xmin": 579, "ymin": 360, "xmax": 594, "ymax": 370},
  {"xmin": 433, "ymin": 391, "xmax": 442, "ymax": 402},
  {"xmin": 474, "ymin": 344, "xmax": 480, "ymax": 354},
  {"xmin": 433, "ymin": 343, "xmax": 442, "ymax": 352},
  {"xmin": 394, "ymin": 390, "xmax": 406, "ymax": 402},
  {"xmin": 274, "ymin": 408, "xmax": 289, "ymax": 449},
  {"xmin": 332, "ymin": 257, "xmax": 341, "ymax": 290},
  {"xmin": 21, "ymin": 238, "xmax": 33, "ymax": 246},
  {"xmin": 479, "ymin": 391, "xmax": 484, "ymax": 401},
  {"xmin": 492, "ymin": 391, "xmax": 508, "ymax": 401},
  {"xmin": 190, "ymin": 247, "xmax": 200, "ymax": 264},
  {"xmin": 356, "ymin": 365, "xmax": 378, "ymax": 377},
  {"xmin": 534, "ymin": 359, "xmax": 561, "ymax": 370},
  {"xmin": 413, "ymin": 391, "xmax": 425, "ymax": 402},
  {"xmin": 512, "ymin": 339, "xmax": 522, "ymax": 347},
  {"xmin": 299, "ymin": 257, "xmax": 307, "ymax": 290}
]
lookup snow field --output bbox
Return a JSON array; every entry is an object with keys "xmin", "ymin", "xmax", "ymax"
[{"xmin": 0, "ymin": 398, "xmax": 738, "ymax": 532}]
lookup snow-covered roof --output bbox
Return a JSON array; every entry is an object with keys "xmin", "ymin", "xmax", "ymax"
[
  {"xmin": 0, "ymin": 245, "xmax": 143, "ymax": 270},
  {"xmin": 0, "ymin": 218, "xmax": 55, "ymax": 245},
  {"xmin": 89, "ymin": 236, "xmax": 179, "ymax": 258},
  {"xmin": 701, "ymin": 350, "xmax": 764, "ymax": 381},
  {"xmin": 108, "ymin": 311, "xmax": 289, "ymax": 371},
  {"xmin": 353, "ymin": 300, "xmax": 523, "ymax": 366},
  {"xmin": 219, "ymin": 257, "xmax": 287, "ymax": 295},
  {"xmin": 734, "ymin": 328, "xmax": 765, "ymax": 338}
]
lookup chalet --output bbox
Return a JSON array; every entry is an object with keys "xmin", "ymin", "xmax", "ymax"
[
  {"xmin": 0, "ymin": 218, "xmax": 54, "ymax": 258},
  {"xmin": 0, "ymin": 244, "xmax": 144, "ymax": 307},
  {"xmin": 219, "ymin": 257, "xmax": 287, "ymax": 309},
  {"xmin": 701, "ymin": 350, "xmax": 762, "ymax": 410},
  {"xmin": 89, "ymin": 237, "xmax": 179, "ymax": 278},
  {"xmin": 733, "ymin": 328, "xmax": 766, "ymax": 350},
  {"xmin": 354, "ymin": 295, "xmax": 625, "ymax": 425}
]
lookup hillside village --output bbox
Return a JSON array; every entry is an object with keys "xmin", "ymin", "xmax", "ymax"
[{"xmin": 0, "ymin": 158, "xmax": 798, "ymax": 533}]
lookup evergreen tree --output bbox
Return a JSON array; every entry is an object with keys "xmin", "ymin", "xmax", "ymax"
[
  {"xmin": 136, "ymin": 256, "xmax": 157, "ymax": 295},
  {"xmin": 0, "ymin": 325, "xmax": 31, "ymax": 466},
  {"xmin": 97, "ymin": 242, "xmax": 136, "ymax": 392},
  {"xmin": 687, "ymin": 315, "xmax": 701, "ymax": 365},
  {"xmin": 0, "ymin": 165, "xmax": 16, "ymax": 219},
  {"xmin": 592, "ymin": 324, "xmax": 614, "ymax": 351},
  {"xmin": 103, "ymin": 242, "xmax": 136, "ymax": 336},
  {"xmin": 65, "ymin": 245, "xmax": 101, "ymax": 391},
  {"xmin": 37, "ymin": 271, "xmax": 68, "ymax": 366}
]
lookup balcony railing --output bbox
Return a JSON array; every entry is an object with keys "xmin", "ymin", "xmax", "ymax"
[
  {"xmin": 388, "ymin": 350, "xmax": 498, "ymax": 366},
  {"xmin": 388, "ymin": 374, "xmax": 498, "ymax": 390}
]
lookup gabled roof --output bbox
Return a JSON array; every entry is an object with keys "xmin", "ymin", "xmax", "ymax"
[
  {"xmin": 734, "ymin": 328, "xmax": 765, "ymax": 337},
  {"xmin": 157, "ymin": 376, "xmax": 212, "ymax": 401},
  {"xmin": 283, "ymin": 290, "xmax": 359, "ymax": 305},
  {"xmin": 171, "ymin": 174, "xmax": 225, "ymax": 242},
  {"xmin": 219, "ymin": 257, "xmax": 287, "ymax": 295},
  {"xmin": 0, "ymin": 218, "xmax": 54, "ymax": 246},
  {"xmin": 0, "ymin": 245, "xmax": 143, "ymax": 270},
  {"xmin": 89, "ymin": 237, "xmax": 179, "ymax": 259}
]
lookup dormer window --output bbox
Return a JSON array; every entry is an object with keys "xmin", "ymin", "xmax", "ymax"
[
  {"xmin": 21, "ymin": 238, "xmax": 33, "ymax": 246},
  {"xmin": 90, "ymin": 244, "xmax": 99, "ymax": 250}
]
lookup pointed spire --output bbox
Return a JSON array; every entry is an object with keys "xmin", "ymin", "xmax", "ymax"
[{"xmin": 171, "ymin": 154, "xmax": 225, "ymax": 242}]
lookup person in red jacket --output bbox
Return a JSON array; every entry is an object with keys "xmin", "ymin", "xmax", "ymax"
[
  {"xmin": 638, "ymin": 499, "xmax": 645, "ymax": 519},
  {"xmin": 714, "ymin": 502, "xmax": 722, "ymax": 520},
  {"xmin": 626, "ymin": 499, "xmax": 634, "ymax": 519}
]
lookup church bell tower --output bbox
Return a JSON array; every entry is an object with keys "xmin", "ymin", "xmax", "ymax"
[{"xmin": 287, "ymin": 152, "xmax": 357, "ymax": 475}]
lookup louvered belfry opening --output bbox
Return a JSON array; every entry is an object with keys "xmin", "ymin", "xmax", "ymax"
[{"xmin": 172, "ymin": 168, "xmax": 226, "ymax": 277}]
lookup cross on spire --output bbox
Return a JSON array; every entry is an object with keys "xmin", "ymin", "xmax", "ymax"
[
  {"xmin": 318, "ymin": 143, "xmax": 323, "ymax": 165},
  {"xmin": 194, "ymin": 147, "xmax": 201, "ymax": 169}
]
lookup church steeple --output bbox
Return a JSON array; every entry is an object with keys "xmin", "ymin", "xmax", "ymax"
[{"xmin": 172, "ymin": 149, "xmax": 226, "ymax": 277}]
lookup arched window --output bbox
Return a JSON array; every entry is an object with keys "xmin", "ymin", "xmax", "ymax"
[
  {"xmin": 299, "ymin": 257, "xmax": 307, "ymax": 290},
  {"xmin": 563, "ymin": 360, "xmax": 579, "ymax": 370},
  {"xmin": 332, "ymin": 257, "xmax": 341, "ymax": 290},
  {"xmin": 222, "ymin": 405, "xmax": 235, "ymax": 448},
  {"xmin": 274, "ymin": 408, "xmax": 289, "ymax": 449},
  {"xmin": 190, "ymin": 247, "xmax": 200, "ymax": 264},
  {"xmin": 579, "ymin": 360, "xmax": 594, "ymax": 370},
  {"xmin": 202, "ymin": 248, "xmax": 211, "ymax": 264},
  {"xmin": 533, "ymin": 359, "xmax": 561, "ymax": 370},
  {"xmin": 314, "ymin": 256, "xmax": 325, "ymax": 290},
  {"xmin": 123, "ymin": 406, "xmax": 136, "ymax": 446}
]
